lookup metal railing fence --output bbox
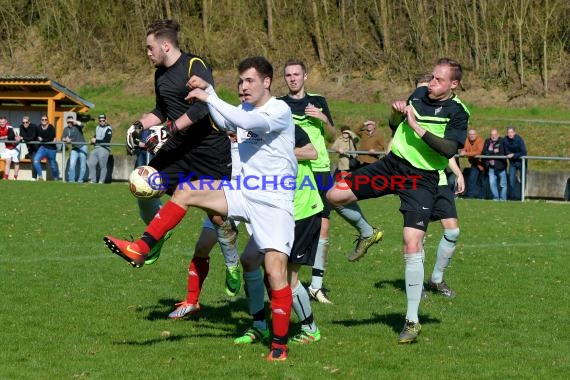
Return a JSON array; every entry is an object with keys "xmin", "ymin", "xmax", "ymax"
[{"xmin": 2, "ymin": 141, "xmax": 569, "ymax": 201}]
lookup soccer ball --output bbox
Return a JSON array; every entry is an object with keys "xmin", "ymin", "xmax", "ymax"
[{"xmin": 128, "ymin": 165, "xmax": 166, "ymax": 199}]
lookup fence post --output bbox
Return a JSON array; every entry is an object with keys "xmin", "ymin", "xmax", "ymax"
[
  {"xmin": 61, "ymin": 141, "xmax": 67, "ymax": 183},
  {"xmin": 521, "ymin": 156, "xmax": 526, "ymax": 202}
]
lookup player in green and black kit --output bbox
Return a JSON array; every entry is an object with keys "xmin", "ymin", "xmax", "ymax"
[
  {"xmin": 280, "ymin": 59, "xmax": 382, "ymax": 304},
  {"xmin": 327, "ymin": 58, "xmax": 470, "ymax": 344}
]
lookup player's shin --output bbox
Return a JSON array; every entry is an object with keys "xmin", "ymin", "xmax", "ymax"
[
  {"xmin": 404, "ymin": 251, "xmax": 425, "ymax": 323},
  {"xmin": 270, "ymin": 285, "xmax": 292, "ymax": 349},
  {"xmin": 142, "ymin": 200, "xmax": 187, "ymax": 248}
]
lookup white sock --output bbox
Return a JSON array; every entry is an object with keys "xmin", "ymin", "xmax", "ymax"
[
  {"xmin": 405, "ymin": 251, "xmax": 424, "ymax": 323},
  {"xmin": 431, "ymin": 228, "xmax": 459, "ymax": 284}
]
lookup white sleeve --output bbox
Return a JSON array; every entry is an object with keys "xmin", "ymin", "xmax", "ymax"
[
  {"xmin": 206, "ymin": 99, "xmax": 236, "ymax": 133},
  {"xmin": 206, "ymin": 92, "xmax": 271, "ymax": 133}
]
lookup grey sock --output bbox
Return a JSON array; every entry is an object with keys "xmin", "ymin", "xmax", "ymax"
[{"xmin": 335, "ymin": 203, "xmax": 373, "ymax": 237}]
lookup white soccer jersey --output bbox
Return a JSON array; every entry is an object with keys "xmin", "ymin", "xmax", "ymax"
[
  {"xmin": 230, "ymin": 140, "xmax": 241, "ymax": 179},
  {"xmin": 207, "ymin": 93, "xmax": 297, "ymax": 202}
]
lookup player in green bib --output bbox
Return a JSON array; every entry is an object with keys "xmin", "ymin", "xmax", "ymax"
[
  {"xmin": 327, "ymin": 58, "xmax": 470, "ymax": 344},
  {"xmin": 280, "ymin": 59, "xmax": 383, "ymax": 304}
]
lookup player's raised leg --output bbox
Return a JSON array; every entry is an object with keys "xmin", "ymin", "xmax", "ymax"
[{"xmin": 104, "ymin": 183, "xmax": 229, "ymax": 267}]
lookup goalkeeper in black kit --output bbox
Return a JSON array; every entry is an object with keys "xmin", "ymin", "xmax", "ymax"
[{"xmin": 120, "ymin": 20, "xmax": 241, "ymax": 312}]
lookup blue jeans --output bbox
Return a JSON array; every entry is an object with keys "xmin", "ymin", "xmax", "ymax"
[
  {"xmin": 467, "ymin": 166, "xmax": 484, "ymax": 199},
  {"xmin": 488, "ymin": 168, "xmax": 507, "ymax": 201},
  {"xmin": 68, "ymin": 146, "xmax": 88, "ymax": 182},
  {"xmin": 508, "ymin": 164, "xmax": 522, "ymax": 200},
  {"xmin": 33, "ymin": 146, "xmax": 60, "ymax": 180},
  {"xmin": 135, "ymin": 150, "xmax": 153, "ymax": 167}
]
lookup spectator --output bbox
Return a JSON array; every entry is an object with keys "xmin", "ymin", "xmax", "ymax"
[
  {"xmin": 330, "ymin": 126, "xmax": 359, "ymax": 173},
  {"xmin": 0, "ymin": 116, "xmax": 20, "ymax": 180},
  {"xmin": 459, "ymin": 128, "xmax": 485, "ymax": 198},
  {"xmin": 62, "ymin": 115, "xmax": 88, "ymax": 182},
  {"xmin": 357, "ymin": 120, "xmax": 385, "ymax": 166},
  {"xmin": 19, "ymin": 116, "xmax": 39, "ymax": 162},
  {"xmin": 33, "ymin": 115, "xmax": 60, "ymax": 181},
  {"xmin": 483, "ymin": 128, "xmax": 507, "ymax": 201},
  {"xmin": 87, "ymin": 114, "xmax": 112, "ymax": 184},
  {"xmin": 503, "ymin": 126, "xmax": 527, "ymax": 200}
]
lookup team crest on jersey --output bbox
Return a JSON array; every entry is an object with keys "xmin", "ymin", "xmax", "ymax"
[{"xmin": 434, "ymin": 106, "xmax": 442, "ymax": 115}]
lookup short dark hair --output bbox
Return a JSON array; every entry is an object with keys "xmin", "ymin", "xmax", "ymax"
[
  {"xmin": 238, "ymin": 56, "xmax": 273, "ymax": 82},
  {"xmin": 283, "ymin": 59, "xmax": 306, "ymax": 74},
  {"xmin": 436, "ymin": 58, "xmax": 463, "ymax": 81},
  {"xmin": 147, "ymin": 19, "xmax": 180, "ymax": 48}
]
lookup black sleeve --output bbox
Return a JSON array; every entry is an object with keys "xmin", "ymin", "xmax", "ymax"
[
  {"xmin": 97, "ymin": 127, "xmax": 112, "ymax": 144},
  {"xmin": 319, "ymin": 97, "xmax": 334, "ymax": 126},
  {"xmin": 103, "ymin": 127, "xmax": 112, "ymax": 144},
  {"xmin": 152, "ymin": 71, "xmax": 166, "ymax": 122},
  {"xmin": 185, "ymin": 57, "xmax": 213, "ymax": 123},
  {"xmin": 443, "ymin": 106, "xmax": 469, "ymax": 149},
  {"xmin": 294, "ymin": 125, "xmax": 311, "ymax": 148},
  {"xmin": 47, "ymin": 125, "xmax": 56, "ymax": 141},
  {"xmin": 8, "ymin": 128, "xmax": 15, "ymax": 140},
  {"xmin": 421, "ymin": 131, "xmax": 458, "ymax": 158},
  {"xmin": 31, "ymin": 124, "xmax": 39, "ymax": 140},
  {"xmin": 482, "ymin": 139, "xmax": 491, "ymax": 156}
]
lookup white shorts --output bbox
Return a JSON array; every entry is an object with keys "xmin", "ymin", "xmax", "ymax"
[
  {"xmin": 223, "ymin": 186, "xmax": 294, "ymax": 255},
  {"xmin": 1, "ymin": 148, "xmax": 20, "ymax": 163}
]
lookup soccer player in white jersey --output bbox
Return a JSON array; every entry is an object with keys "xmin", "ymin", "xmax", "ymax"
[{"xmin": 104, "ymin": 56, "xmax": 296, "ymax": 362}]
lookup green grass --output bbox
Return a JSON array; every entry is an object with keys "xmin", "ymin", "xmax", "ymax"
[{"xmin": 1, "ymin": 182, "xmax": 569, "ymax": 379}]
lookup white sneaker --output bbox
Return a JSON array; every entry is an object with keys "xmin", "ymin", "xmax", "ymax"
[
  {"xmin": 168, "ymin": 301, "xmax": 200, "ymax": 319},
  {"xmin": 308, "ymin": 287, "xmax": 333, "ymax": 304}
]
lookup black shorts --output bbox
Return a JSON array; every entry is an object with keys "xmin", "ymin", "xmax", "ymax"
[
  {"xmin": 346, "ymin": 152, "xmax": 439, "ymax": 231},
  {"xmin": 149, "ymin": 132, "xmax": 231, "ymax": 195},
  {"xmin": 430, "ymin": 185, "xmax": 458, "ymax": 221},
  {"xmin": 289, "ymin": 213, "xmax": 322, "ymax": 266},
  {"xmin": 313, "ymin": 171, "xmax": 332, "ymax": 218}
]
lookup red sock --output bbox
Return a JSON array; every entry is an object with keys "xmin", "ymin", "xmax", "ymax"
[
  {"xmin": 145, "ymin": 201, "xmax": 187, "ymax": 240},
  {"xmin": 186, "ymin": 257, "xmax": 210, "ymax": 304},
  {"xmin": 270, "ymin": 285, "xmax": 292, "ymax": 347}
]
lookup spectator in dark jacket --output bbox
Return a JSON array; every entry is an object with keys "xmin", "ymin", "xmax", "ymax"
[
  {"xmin": 503, "ymin": 126, "xmax": 527, "ymax": 200},
  {"xmin": 62, "ymin": 115, "xmax": 88, "ymax": 182},
  {"xmin": 19, "ymin": 116, "xmax": 39, "ymax": 159},
  {"xmin": 483, "ymin": 128, "xmax": 507, "ymax": 201},
  {"xmin": 33, "ymin": 115, "xmax": 60, "ymax": 181}
]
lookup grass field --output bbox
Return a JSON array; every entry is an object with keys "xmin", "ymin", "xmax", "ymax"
[{"xmin": 1, "ymin": 182, "xmax": 569, "ymax": 379}]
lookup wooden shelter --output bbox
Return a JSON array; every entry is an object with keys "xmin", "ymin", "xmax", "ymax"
[{"xmin": 0, "ymin": 75, "xmax": 94, "ymax": 138}]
